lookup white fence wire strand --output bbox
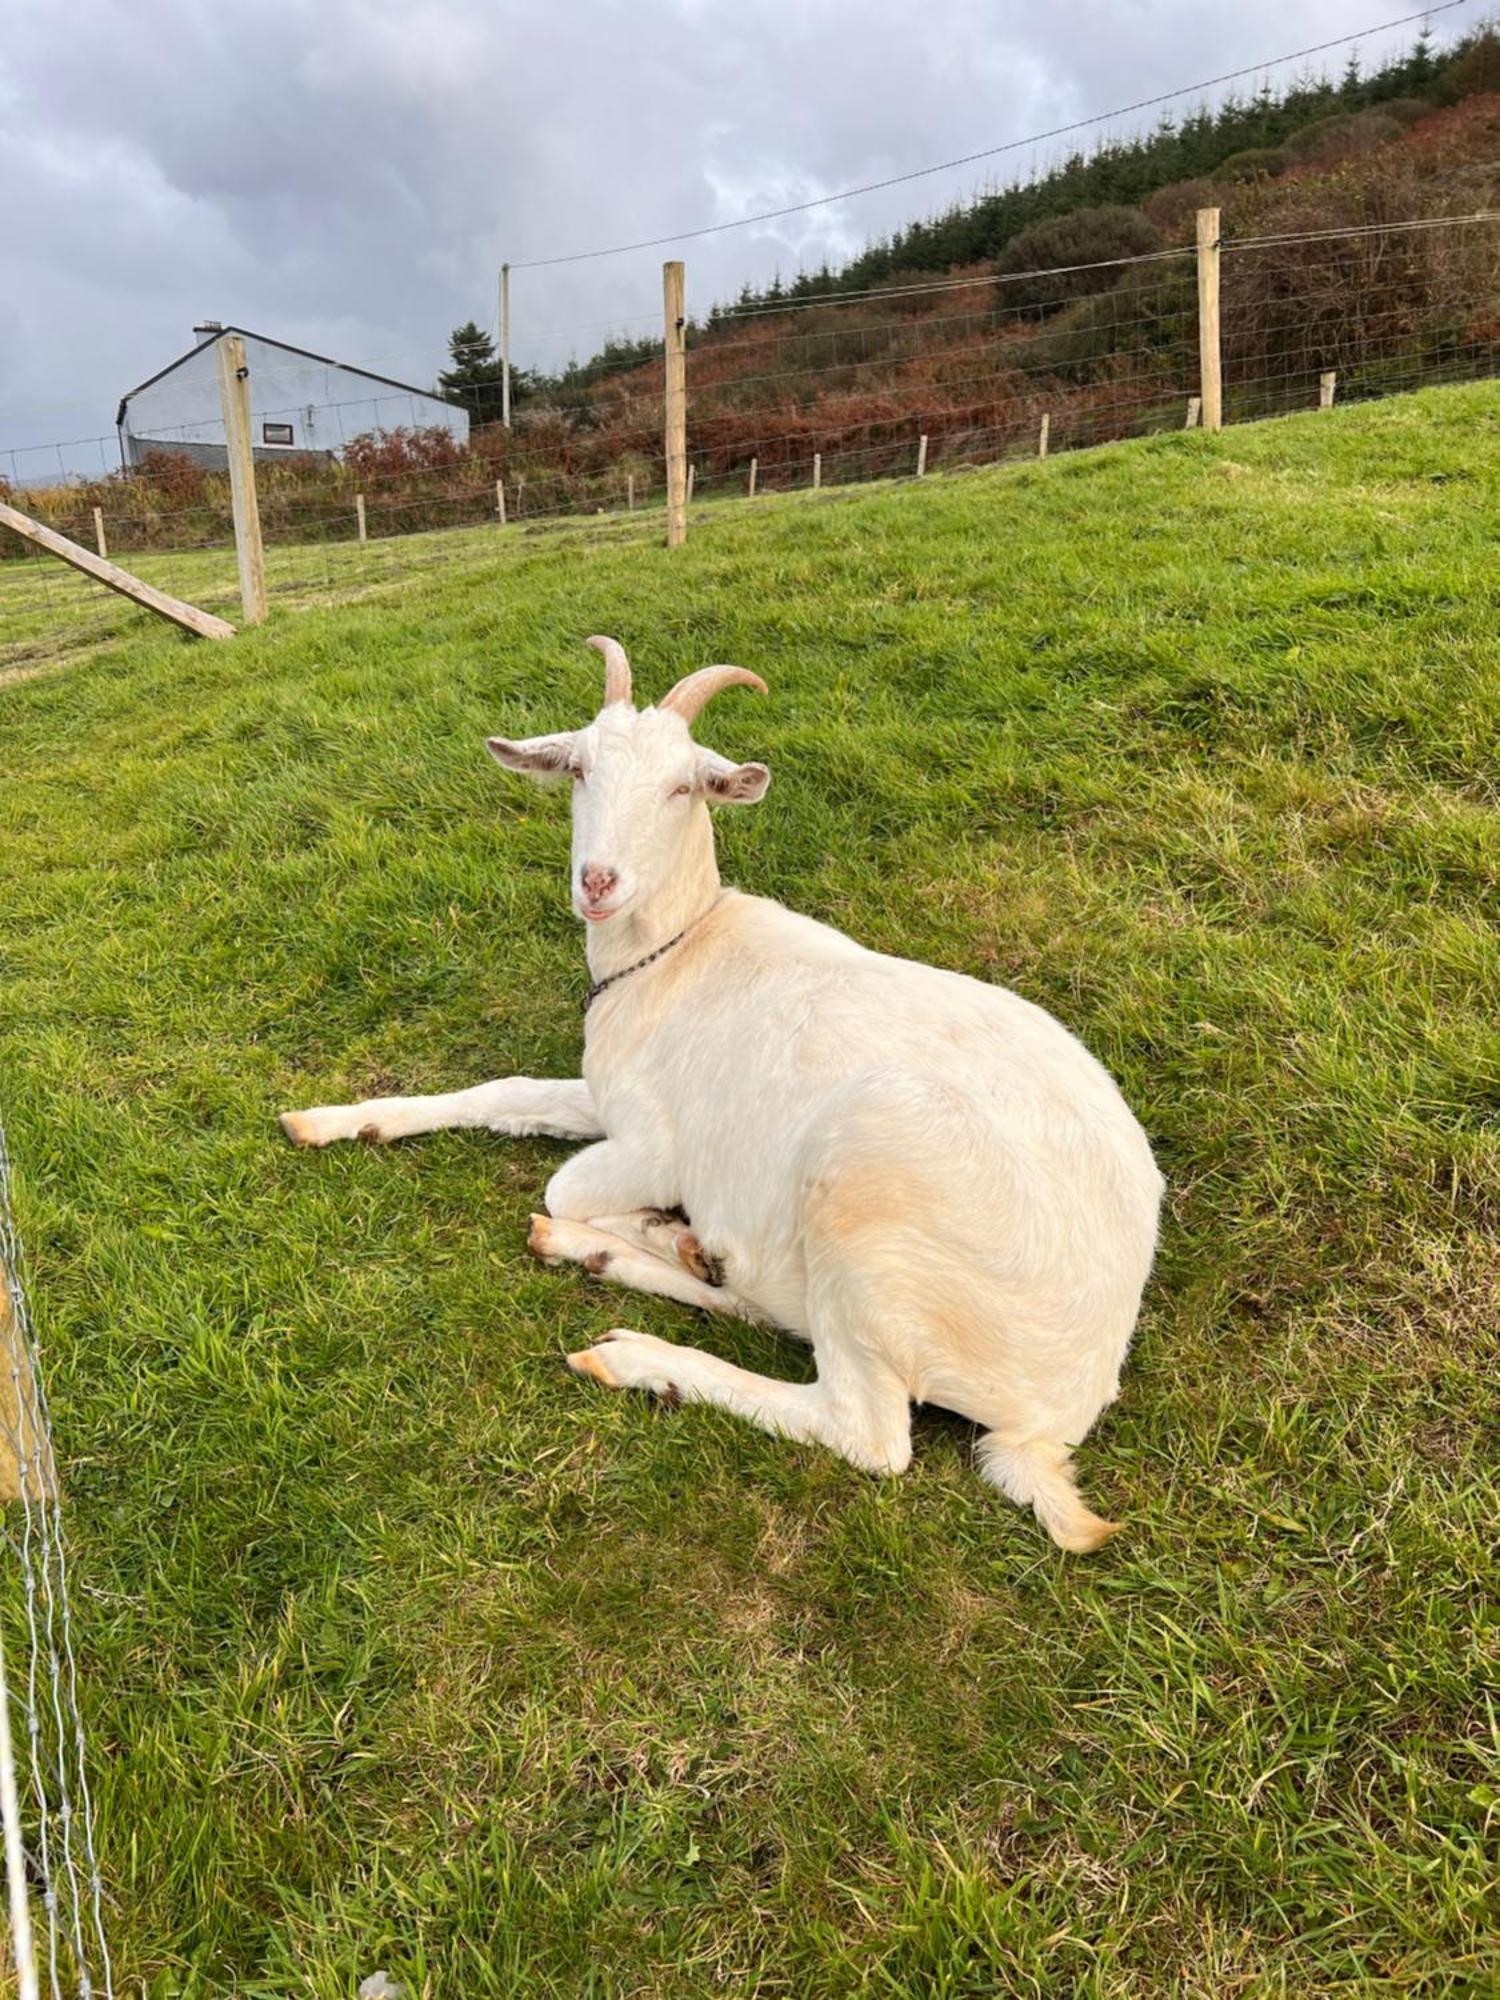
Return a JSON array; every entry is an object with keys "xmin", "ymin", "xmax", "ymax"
[{"xmin": 0, "ymin": 1110, "xmax": 113, "ymax": 2000}]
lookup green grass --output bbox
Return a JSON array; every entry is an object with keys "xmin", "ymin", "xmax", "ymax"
[{"xmin": 1, "ymin": 386, "xmax": 1497, "ymax": 1997}]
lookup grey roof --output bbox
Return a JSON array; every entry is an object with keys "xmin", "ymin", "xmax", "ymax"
[{"xmin": 116, "ymin": 324, "xmax": 459, "ymax": 429}]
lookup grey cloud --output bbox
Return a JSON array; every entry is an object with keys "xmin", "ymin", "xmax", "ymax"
[{"xmin": 1, "ymin": 0, "xmax": 1448, "ymax": 472}]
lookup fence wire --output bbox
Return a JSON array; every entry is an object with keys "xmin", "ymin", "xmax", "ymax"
[
  {"xmin": 1, "ymin": 210, "xmax": 1498, "ymax": 651},
  {"xmin": 0, "ymin": 1109, "xmax": 113, "ymax": 2000}
]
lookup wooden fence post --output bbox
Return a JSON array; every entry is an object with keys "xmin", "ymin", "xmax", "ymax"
[
  {"xmin": 663, "ymin": 261, "xmax": 688, "ymax": 549},
  {"xmin": 1319, "ymin": 370, "xmax": 1337, "ymax": 410},
  {"xmin": 495, "ymin": 479, "xmax": 506, "ymax": 524},
  {"xmin": 92, "ymin": 507, "xmax": 107, "ymax": 558},
  {"xmin": 0, "ymin": 1267, "xmax": 56, "ymax": 1502},
  {"xmin": 627, "ymin": 474, "xmax": 635, "ymax": 511},
  {"xmin": 1038, "ymin": 414, "xmax": 1050, "ymax": 459},
  {"xmin": 216, "ymin": 334, "xmax": 268, "ymax": 624},
  {"xmin": 748, "ymin": 457, "xmax": 757, "ymax": 497},
  {"xmin": 1185, "ymin": 396, "xmax": 1202, "ymax": 429},
  {"xmin": 686, "ymin": 463, "xmax": 695, "ymax": 504},
  {"xmin": 354, "ymin": 494, "xmax": 367, "ymax": 543},
  {"xmin": 916, "ymin": 434, "xmax": 928, "ymax": 477},
  {"xmin": 812, "ymin": 452, "xmax": 822, "ymax": 491},
  {"xmin": 1195, "ymin": 207, "xmax": 1223, "ymax": 435}
]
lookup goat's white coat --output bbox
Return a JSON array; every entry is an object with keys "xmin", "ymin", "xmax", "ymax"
[{"xmin": 284, "ymin": 648, "xmax": 1164, "ymax": 1550}]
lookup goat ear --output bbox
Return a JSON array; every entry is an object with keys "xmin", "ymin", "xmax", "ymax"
[
  {"xmin": 486, "ymin": 732, "xmax": 578, "ymax": 783},
  {"xmin": 695, "ymin": 750, "xmax": 771, "ymax": 805}
]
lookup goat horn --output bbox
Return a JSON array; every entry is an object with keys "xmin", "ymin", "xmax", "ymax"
[
  {"xmin": 657, "ymin": 664, "xmax": 768, "ymax": 724},
  {"xmin": 587, "ymin": 635, "xmax": 633, "ymax": 707}
]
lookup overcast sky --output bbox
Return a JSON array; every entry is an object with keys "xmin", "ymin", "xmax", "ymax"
[{"xmin": 2, "ymin": 0, "xmax": 1466, "ymax": 476}]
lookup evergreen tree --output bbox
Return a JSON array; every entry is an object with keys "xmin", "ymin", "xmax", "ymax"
[{"xmin": 437, "ymin": 322, "xmax": 507, "ymax": 424}]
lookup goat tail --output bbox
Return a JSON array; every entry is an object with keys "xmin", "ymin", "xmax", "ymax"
[{"xmin": 977, "ymin": 1432, "xmax": 1123, "ymax": 1554}]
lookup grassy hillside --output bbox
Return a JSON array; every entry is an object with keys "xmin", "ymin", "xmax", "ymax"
[{"xmin": 1, "ymin": 386, "xmax": 1496, "ymax": 1996}]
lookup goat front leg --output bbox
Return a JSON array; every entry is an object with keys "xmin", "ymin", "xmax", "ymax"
[
  {"xmin": 280, "ymin": 1077, "xmax": 602, "ymax": 1149},
  {"xmin": 567, "ymin": 1331, "xmax": 912, "ymax": 1476}
]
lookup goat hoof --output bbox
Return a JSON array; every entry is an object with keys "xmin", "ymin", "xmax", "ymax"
[
  {"xmin": 567, "ymin": 1344, "xmax": 620, "ymax": 1387},
  {"xmin": 528, "ymin": 1214, "xmax": 563, "ymax": 1264},
  {"xmin": 567, "ymin": 1329, "xmax": 682, "ymax": 1404},
  {"xmin": 675, "ymin": 1230, "xmax": 724, "ymax": 1287}
]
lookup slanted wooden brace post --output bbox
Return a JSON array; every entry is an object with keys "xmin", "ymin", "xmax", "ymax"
[{"xmin": 0, "ymin": 501, "xmax": 234, "ymax": 640}]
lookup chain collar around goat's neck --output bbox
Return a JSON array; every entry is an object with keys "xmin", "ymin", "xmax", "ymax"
[
  {"xmin": 583, "ymin": 897, "xmax": 723, "ymax": 1015},
  {"xmin": 583, "ymin": 930, "xmax": 688, "ymax": 1014}
]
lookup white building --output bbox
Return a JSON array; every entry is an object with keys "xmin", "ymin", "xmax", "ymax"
[{"xmin": 116, "ymin": 322, "xmax": 469, "ymax": 469}]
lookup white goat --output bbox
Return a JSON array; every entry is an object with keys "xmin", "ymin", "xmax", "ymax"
[{"xmin": 282, "ymin": 637, "xmax": 1163, "ymax": 1550}]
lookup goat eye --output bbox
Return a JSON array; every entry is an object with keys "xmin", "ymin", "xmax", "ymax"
[
  {"xmin": 571, "ymin": 768, "xmax": 585, "ymax": 785},
  {"xmin": 671, "ymin": 783, "xmax": 692, "ymax": 799}
]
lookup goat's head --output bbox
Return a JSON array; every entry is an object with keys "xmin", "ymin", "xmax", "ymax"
[{"xmin": 487, "ymin": 636, "xmax": 770, "ymax": 926}]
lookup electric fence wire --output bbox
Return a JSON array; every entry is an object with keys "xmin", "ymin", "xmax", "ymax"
[{"xmin": 0, "ymin": 1109, "xmax": 113, "ymax": 2000}]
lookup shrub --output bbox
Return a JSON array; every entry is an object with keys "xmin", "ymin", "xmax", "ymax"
[
  {"xmin": 1280, "ymin": 110, "xmax": 1405, "ymax": 165},
  {"xmin": 1378, "ymin": 98, "xmax": 1435, "ymax": 127},
  {"xmin": 342, "ymin": 426, "xmax": 465, "ymax": 481},
  {"xmin": 1141, "ymin": 179, "xmax": 1218, "ymax": 236},
  {"xmin": 1218, "ymin": 148, "xmax": 1290, "ymax": 184},
  {"xmin": 993, "ymin": 206, "xmax": 1165, "ymax": 313}
]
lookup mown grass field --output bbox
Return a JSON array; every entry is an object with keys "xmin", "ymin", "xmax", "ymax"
[{"xmin": 1, "ymin": 386, "xmax": 1496, "ymax": 1997}]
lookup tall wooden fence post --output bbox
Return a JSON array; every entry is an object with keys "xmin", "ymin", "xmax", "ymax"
[
  {"xmin": 1319, "ymin": 370, "xmax": 1337, "ymax": 410},
  {"xmin": 92, "ymin": 507, "xmax": 107, "ymax": 558},
  {"xmin": 216, "ymin": 334, "xmax": 268, "ymax": 624},
  {"xmin": 916, "ymin": 434, "xmax": 928, "ymax": 478},
  {"xmin": 354, "ymin": 493, "xmax": 367, "ymax": 543},
  {"xmin": 663, "ymin": 261, "xmax": 688, "ymax": 549},
  {"xmin": 748, "ymin": 457, "xmax": 757, "ymax": 497},
  {"xmin": 627, "ymin": 474, "xmax": 635, "ymax": 511},
  {"xmin": 1195, "ymin": 207, "xmax": 1223, "ymax": 435},
  {"xmin": 1038, "ymin": 414, "xmax": 1050, "ymax": 459},
  {"xmin": 495, "ymin": 479, "xmax": 506, "ymax": 525}
]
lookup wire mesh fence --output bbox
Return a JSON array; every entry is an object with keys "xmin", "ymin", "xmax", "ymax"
[
  {"xmin": 1, "ymin": 208, "xmax": 1497, "ymax": 659},
  {"xmin": 0, "ymin": 1110, "xmax": 113, "ymax": 2000}
]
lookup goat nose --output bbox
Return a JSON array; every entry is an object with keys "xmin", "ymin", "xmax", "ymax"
[{"xmin": 581, "ymin": 865, "xmax": 618, "ymax": 903}]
